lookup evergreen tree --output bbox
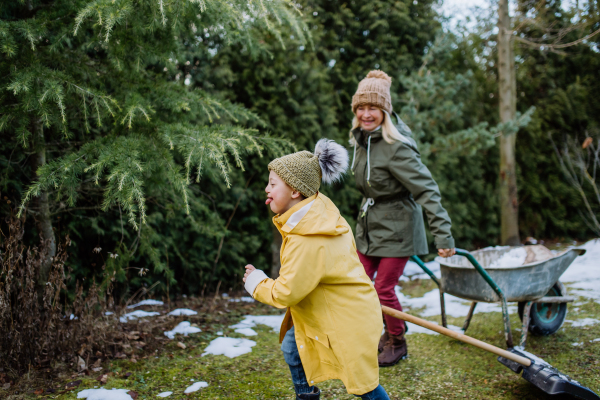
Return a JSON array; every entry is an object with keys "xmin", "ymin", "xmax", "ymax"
[{"xmin": 0, "ymin": 0, "xmax": 304, "ymax": 291}]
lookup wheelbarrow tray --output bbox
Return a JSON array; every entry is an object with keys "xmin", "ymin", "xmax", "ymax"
[{"xmin": 436, "ymin": 248, "xmax": 584, "ymax": 303}]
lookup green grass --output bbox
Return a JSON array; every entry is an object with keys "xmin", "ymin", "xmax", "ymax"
[{"xmin": 9, "ymin": 284, "xmax": 600, "ymax": 400}]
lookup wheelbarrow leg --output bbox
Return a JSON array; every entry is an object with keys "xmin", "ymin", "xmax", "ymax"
[
  {"xmin": 501, "ymin": 298, "xmax": 514, "ymax": 348},
  {"xmin": 519, "ymin": 301, "xmax": 533, "ymax": 348},
  {"xmin": 462, "ymin": 302, "xmax": 477, "ymax": 332},
  {"xmin": 440, "ymin": 291, "xmax": 447, "ymax": 328}
]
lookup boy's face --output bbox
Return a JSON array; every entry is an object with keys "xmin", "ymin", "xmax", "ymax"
[{"xmin": 265, "ymin": 171, "xmax": 303, "ymax": 215}]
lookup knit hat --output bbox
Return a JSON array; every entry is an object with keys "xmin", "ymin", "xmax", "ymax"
[
  {"xmin": 268, "ymin": 139, "xmax": 349, "ymax": 197},
  {"xmin": 351, "ymin": 70, "xmax": 393, "ymax": 114}
]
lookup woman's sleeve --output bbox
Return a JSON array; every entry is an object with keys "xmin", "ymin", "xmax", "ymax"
[
  {"xmin": 251, "ymin": 236, "xmax": 325, "ymax": 308},
  {"xmin": 389, "ymin": 145, "xmax": 455, "ymax": 249}
]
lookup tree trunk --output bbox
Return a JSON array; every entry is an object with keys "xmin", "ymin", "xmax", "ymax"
[
  {"xmin": 30, "ymin": 118, "xmax": 56, "ymax": 287},
  {"xmin": 497, "ymin": 0, "xmax": 521, "ymax": 246}
]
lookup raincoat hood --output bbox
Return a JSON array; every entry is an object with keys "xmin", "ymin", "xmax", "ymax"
[{"xmin": 274, "ymin": 193, "xmax": 349, "ymax": 237}]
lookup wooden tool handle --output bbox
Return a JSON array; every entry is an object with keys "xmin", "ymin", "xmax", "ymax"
[{"xmin": 382, "ymin": 306, "xmax": 531, "ymax": 367}]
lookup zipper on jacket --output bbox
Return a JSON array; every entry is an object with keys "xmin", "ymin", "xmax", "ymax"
[{"xmin": 362, "ymin": 154, "xmax": 370, "ymax": 255}]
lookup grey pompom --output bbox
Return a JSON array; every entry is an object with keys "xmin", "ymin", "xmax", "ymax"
[{"xmin": 314, "ymin": 139, "xmax": 349, "ymax": 184}]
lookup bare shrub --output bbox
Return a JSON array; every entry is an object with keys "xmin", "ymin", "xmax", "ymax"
[
  {"xmin": 0, "ymin": 216, "xmax": 123, "ymax": 375},
  {"xmin": 551, "ymin": 132, "xmax": 600, "ymax": 236}
]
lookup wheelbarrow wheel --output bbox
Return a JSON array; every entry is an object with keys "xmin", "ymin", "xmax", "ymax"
[{"xmin": 518, "ymin": 282, "xmax": 567, "ymax": 336}]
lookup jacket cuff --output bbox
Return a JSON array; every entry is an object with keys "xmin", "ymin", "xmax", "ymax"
[
  {"xmin": 244, "ymin": 269, "xmax": 269, "ymax": 297},
  {"xmin": 435, "ymin": 236, "xmax": 455, "ymax": 250}
]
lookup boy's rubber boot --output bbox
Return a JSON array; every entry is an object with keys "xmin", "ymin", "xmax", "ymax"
[
  {"xmin": 378, "ymin": 334, "xmax": 408, "ymax": 367},
  {"xmin": 296, "ymin": 387, "xmax": 320, "ymax": 399}
]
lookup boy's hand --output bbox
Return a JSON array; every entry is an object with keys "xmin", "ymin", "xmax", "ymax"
[
  {"xmin": 438, "ymin": 248, "xmax": 456, "ymax": 258},
  {"xmin": 243, "ymin": 264, "xmax": 256, "ymax": 282}
]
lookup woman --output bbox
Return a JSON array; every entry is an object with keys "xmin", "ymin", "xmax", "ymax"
[{"xmin": 350, "ymin": 70, "xmax": 456, "ymax": 367}]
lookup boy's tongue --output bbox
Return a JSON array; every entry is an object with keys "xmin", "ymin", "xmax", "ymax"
[{"xmin": 265, "ymin": 198, "xmax": 273, "ymax": 205}]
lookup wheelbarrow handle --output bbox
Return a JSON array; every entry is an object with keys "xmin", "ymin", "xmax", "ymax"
[
  {"xmin": 382, "ymin": 306, "xmax": 531, "ymax": 367},
  {"xmin": 453, "ymin": 249, "xmax": 504, "ymax": 298}
]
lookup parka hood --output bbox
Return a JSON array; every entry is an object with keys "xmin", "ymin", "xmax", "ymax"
[{"xmin": 274, "ymin": 193, "xmax": 349, "ymax": 237}]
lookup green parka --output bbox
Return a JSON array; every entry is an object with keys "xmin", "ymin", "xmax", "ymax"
[{"xmin": 351, "ymin": 120, "xmax": 454, "ymax": 257}]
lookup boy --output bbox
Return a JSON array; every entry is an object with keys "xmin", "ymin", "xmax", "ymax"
[{"xmin": 243, "ymin": 139, "xmax": 390, "ymax": 400}]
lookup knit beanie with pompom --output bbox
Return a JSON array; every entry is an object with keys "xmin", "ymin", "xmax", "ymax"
[
  {"xmin": 351, "ymin": 70, "xmax": 393, "ymax": 114},
  {"xmin": 268, "ymin": 139, "xmax": 349, "ymax": 198}
]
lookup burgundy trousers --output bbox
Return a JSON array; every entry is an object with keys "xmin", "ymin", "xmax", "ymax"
[{"xmin": 357, "ymin": 251, "xmax": 409, "ymax": 336}]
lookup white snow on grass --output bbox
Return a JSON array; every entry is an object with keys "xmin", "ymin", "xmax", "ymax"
[
  {"xmin": 572, "ymin": 342, "xmax": 583, "ymax": 346},
  {"xmin": 202, "ymin": 337, "xmax": 256, "ymax": 358},
  {"xmin": 234, "ymin": 327, "xmax": 257, "ymax": 336},
  {"xmin": 565, "ymin": 318, "xmax": 600, "ymax": 327},
  {"xmin": 120, "ymin": 310, "xmax": 160, "ymax": 323},
  {"xmin": 229, "ymin": 296, "xmax": 255, "ymax": 303},
  {"xmin": 560, "ymin": 239, "xmax": 600, "ymax": 302},
  {"xmin": 229, "ymin": 315, "xmax": 285, "ymax": 336},
  {"xmin": 395, "ymin": 287, "xmax": 517, "ymax": 318},
  {"xmin": 167, "ymin": 308, "xmax": 197, "ymax": 316},
  {"xmin": 401, "ymin": 260, "xmax": 441, "ymax": 281},
  {"xmin": 127, "ymin": 299, "xmax": 164, "ymax": 309},
  {"xmin": 487, "ymin": 247, "xmax": 527, "ymax": 269},
  {"xmin": 105, "ymin": 311, "xmax": 114, "ymax": 316},
  {"xmin": 77, "ymin": 388, "xmax": 134, "ymax": 400},
  {"xmin": 184, "ymin": 381, "xmax": 208, "ymax": 393},
  {"xmin": 405, "ymin": 321, "xmax": 462, "ymax": 335},
  {"xmin": 164, "ymin": 321, "xmax": 201, "ymax": 339},
  {"xmin": 591, "ymin": 338, "xmax": 600, "ymax": 343},
  {"xmin": 156, "ymin": 392, "xmax": 172, "ymax": 398}
]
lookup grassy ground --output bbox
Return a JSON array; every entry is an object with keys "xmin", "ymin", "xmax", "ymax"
[{"xmin": 5, "ymin": 280, "xmax": 600, "ymax": 400}]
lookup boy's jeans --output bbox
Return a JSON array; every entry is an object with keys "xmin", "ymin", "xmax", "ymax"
[{"xmin": 281, "ymin": 326, "xmax": 390, "ymax": 400}]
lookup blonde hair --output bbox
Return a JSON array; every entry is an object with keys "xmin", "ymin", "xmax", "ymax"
[{"xmin": 349, "ymin": 109, "xmax": 411, "ymax": 146}]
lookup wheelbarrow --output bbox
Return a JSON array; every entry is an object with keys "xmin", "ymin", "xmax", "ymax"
[{"xmin": 410, "ymin": 246, "xmax": 586, "ymax": 349}]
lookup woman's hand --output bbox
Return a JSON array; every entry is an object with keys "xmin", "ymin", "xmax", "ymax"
[
  {"xmin": 243, "ymin": 264, "xmax": 256, "ymax": 282},
  {"xmin": 438, "ymin": 248, "xmax": 456, "ymax": 258}
]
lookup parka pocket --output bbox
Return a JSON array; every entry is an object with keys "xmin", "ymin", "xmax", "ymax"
[
  {"xmin": 378, "ymin": 209, "xmax": 409, "ymax": 242},
  {"xmin": 303, "ymin": 326, "xmax": 341, "ymax": 368}
]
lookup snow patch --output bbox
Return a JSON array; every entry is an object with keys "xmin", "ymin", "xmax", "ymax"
[
  {"xmin": 234, "ymin": 328, "xmax": 257, "ymax": 336},
  {"xmin": 184, "ymin": 381, "xmax": 208, "ymax": 393},
  {"xmin": 202, "ymin": 337, "xmax": 256, "ymax": 358},
  {"xmin": 167, "ymin": 308, "xmax": 197, "ymax": 316},
  {"xmin": 560, "ymin": 239, "xmax": 600, "ymax": 302},
  {"xmin": 402, "ymin": 260, "xmax": 441, "ymax": 281},
  {"xmin": 105, "ymin": 311, "xmax": 114, "ymax": 316},
  {"xmin": 164, "ymin": 321, "xmax": 201, "ymax": 339},
  {"xmin": 157, "ymin": 392, "xmax": 173, "ymax": 398},
  {"xmin": 127, "ymin": 299, "xmax": 164, "ymax": 309},
  {"xmin": 591, "ymin": 338, "xmax": 600, "ymax": 343},
  {"xmin": 405, "ymin": 322, "xmax": 462, "ymax": 335},
  {"xmin": 229, "ymin": 315, "xmax": 285, "ymax": 334},
  {"xmin": 395, "ymin": 287, "xmax": 517, "ymax": 318},
  {"xmin": 229, "ymin": 296, "xmax": 255, "ymax": 303},
  {"xmin": 77, "ymin": 388, "xmax": 134, "ymax": 400},
  {"xmin": 565, "ymin": 318, "xmax": 600, "ymax": 327},
  {"xmin": 572, "ymin": 342, "xmax": 583, "ymax": 346},
  {"xmin": 120, "ymin": 310, "xmax": 160, "ymax": 323}
]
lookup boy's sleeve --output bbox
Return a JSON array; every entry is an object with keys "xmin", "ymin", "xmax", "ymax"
[{"xmin": 249, "ymin": 237, "xmax": 325, "ymax": 309}]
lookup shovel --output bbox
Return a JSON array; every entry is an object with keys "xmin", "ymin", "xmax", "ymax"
[{"xmin": 382, "ymin": 306, "xmax": 599, "ymax": 399}]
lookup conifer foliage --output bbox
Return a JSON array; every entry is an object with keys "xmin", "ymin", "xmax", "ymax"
[{"xmin": 1, "ymin": 1, "xmax": 302, "ymax": 287}]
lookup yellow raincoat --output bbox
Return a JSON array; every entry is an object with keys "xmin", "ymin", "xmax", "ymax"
[{"xmin": 245, "ymin": 193, "xmax": 383, "ymax": 395}]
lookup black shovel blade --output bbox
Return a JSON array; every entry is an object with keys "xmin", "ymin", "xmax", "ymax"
[{"xmin": 498, "ymin": 348, "xmax": 599, "ymax": 400}]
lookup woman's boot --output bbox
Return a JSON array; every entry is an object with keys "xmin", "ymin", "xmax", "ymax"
[
  {"xmin": 378, "ymin": 334, "xmax": 408, "ymax": 367},
  {"xmin": 378, "ymin": 324, "xmax": 389, "ymax": 353}
]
